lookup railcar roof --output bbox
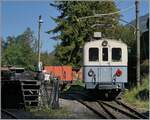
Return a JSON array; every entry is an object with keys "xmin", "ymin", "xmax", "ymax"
[{"xmin": 84, "ymin": 39, "xmax": 127, "ymax": 46}]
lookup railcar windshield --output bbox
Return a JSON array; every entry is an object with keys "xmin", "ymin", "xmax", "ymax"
[
  {"xmin": 89, "ymin": 48, "xmax": 99, "ymax": 61},
  {"xmin": 102, "ymin": 48, "xmax": 108, "ymax": 61},
  {"xmin": 112, "ymin": 48, "xmax": 122, "ymax": 61}
]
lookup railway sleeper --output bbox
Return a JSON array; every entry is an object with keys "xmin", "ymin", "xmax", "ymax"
[
  {"xmin": 115, "ymin": 100, "xmax": 148, "ymax": 119},
  {"xmin": 99, "ymin": 101, "xmax": 141, "ymax": 119},
  {"xmin": 68, "ymin": 94, "xmax": 108, "ymax": 119},
  {"xmin": 98, "ymin": 102, "xmax": 117, "ymax": 119}
]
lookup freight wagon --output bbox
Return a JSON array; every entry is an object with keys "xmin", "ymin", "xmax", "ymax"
[{"xmin": 44, "ymin": 66, "xmax": 73, "ymax": 85}]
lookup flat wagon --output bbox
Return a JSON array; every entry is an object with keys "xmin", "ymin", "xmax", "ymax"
[{"xmin": 44, "ymin": 66, "xmax": 73, "ymax": 84}]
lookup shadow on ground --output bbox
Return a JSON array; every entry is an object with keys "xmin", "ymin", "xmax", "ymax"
[
  {"xmin": 60, "ymin": 85, "xmax": 121, "ymax": 101},
  {"xmin": 142, "ymin": 111, "xmax": 149, "ymax": 117}
]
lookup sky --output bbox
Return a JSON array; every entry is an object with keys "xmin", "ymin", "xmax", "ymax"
[{"xmin": 1, "ymin": 0, "xmax": 149, "ymax": 53}]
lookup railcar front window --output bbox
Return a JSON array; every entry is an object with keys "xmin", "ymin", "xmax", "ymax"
[
  {"xmin": 112, "ymin": 48, "xmax": 122, "ymax": 61},
  {"xmin": 102, "ymin": 48, "xmax": 108, "ymax": 61},
  {"xmin": 89, "ymin": 48, "xmax": 99, "ymax": 61}
]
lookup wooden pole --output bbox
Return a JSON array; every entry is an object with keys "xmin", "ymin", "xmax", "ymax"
[{"xmin": 135, "ymin": 0, "xmax": 140, "ymax": 86}]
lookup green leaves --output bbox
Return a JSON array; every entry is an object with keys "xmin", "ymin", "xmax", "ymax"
[
  {"xmin": 2, "ymin": 27, "xmax": 59, "ymax": 69},
  {"xmin": 2, "ymin": 28, "xmax": 37, "ymax": 70},
  {"xmin": 48, "ymin": 1, "xmax": 135, "ymax": 67}
]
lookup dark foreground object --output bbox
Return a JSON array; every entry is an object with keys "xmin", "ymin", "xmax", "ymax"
[{"xmin": 2, "ymin": 80, "xmax": 24, "ymax": 109}]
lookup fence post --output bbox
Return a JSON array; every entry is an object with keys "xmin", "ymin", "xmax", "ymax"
[{"xmin": 51, "ymin": 77, "xmax": 59, "ymax": 109}]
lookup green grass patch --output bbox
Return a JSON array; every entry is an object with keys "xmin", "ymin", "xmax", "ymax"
[
  {"xmin": 123, "ymin": 75, "xmax": 149, "ymax": 110},
  {"xmin": 63, "ymin": 79, "xmax": 85, "ymax": 92},
  {"xmin": 73, "ymin": 79, "xmax": 85, "ymax": 86},
  {"xmin": 66, "ymin": 84, "xmax": 85, "ymax": 92},
  {"xmin": 62, "ymin": 84, "xmax": 71, "ymax": 91},
  {"xmin": 28, "ymin": 106, "xmax": 70, "ymax": 119}
]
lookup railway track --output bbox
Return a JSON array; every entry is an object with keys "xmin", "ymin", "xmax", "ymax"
[
  {"xmin": 1, "ymin": 109, "xmax": 17, "ymax": 119},
  {"xmin": 67, "ymin": 93, "xmax": 107, "ymax": 118},
  {"xmin": 97, "ymin": 100, "xmax": 146, "ymax": 119},
  {"xmin": 1, "ymin": 109, "xmax": 37, "ymax": 119},
  {"xmin": 62, "ymin": 91, "xmax": 149, "ymax": 119},
  {"xmin": 114, "ymin": 100, "xmax": 148, "ymax": 119}
]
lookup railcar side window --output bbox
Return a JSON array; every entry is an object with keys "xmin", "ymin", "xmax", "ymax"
[
  {"xmin": 102, "ymin": 48, "xmax": 108, "ymax": 61},
  {"xmin": 112, "ymin": 48, "xmax": 122, "ymax": 61},
  {"xmin": 89, "ymin": 48, "xmax": 99, "ymax": 61}
]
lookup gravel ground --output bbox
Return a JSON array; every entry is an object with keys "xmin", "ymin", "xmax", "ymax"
[
  {"xmin": 2, "ymin": 99, "xmax": 100, "ymax": 119},
  {"xmin": 59, "ymin": 98, "xmax": 100, "ymax": 119},
  {"xmin": 59, "ymin": 91, "xmax": 149, "ymax": 119},
  {"xmin": 2, "ymin": 89, "xmax": 148, "ymax": 119}
]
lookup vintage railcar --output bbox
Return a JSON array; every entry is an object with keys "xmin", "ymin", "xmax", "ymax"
[{"xmin": 83, "ymin": 38, "xmax": 128, "ymax": 93}]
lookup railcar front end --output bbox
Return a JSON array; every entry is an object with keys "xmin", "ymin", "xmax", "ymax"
[{"xmin": 83, "ymin": 39, "xmax": 128, "ymax": 91}]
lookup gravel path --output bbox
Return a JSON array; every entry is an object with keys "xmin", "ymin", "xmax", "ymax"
[{"xmin": 59, "ymin": 98, "xmax": 100, "ymax": 119}]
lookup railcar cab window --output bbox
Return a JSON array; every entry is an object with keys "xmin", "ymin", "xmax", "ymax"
[
  {"xmin": 112, "ymin": 48, "xmax": 122, "ymax": 61},
  {"xmin": 102, "ymin": 48, "xmax": 108, "ymax": 61},
  {"xmin": 89, "ymin": 48, "xmax": 99, "ymax": 61}
]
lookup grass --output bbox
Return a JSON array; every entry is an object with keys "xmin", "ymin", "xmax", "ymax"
[
  {"xmin": 28, "ymin": 106, "xmax": 70, "ymax": 119},
  {"xmin": 27, "ymin": 80, "xmax": 85, "ymax": 118},
  {"xmin": 28, "ymin": 80, "xmax": 85, "ymax": 118},
  {"xmin": 63, "ymin": 79, "xmax": 85, "ymax": 92},
  {"xmin": 123, "ymin": 75, "xmax": 149, "ymax": 110},
  {"xmin": 73, "ymin": 79, "xmax": 85, "ymax": 86}
]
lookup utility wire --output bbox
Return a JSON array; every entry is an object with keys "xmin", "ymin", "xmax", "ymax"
[{"xmin": 79, "ymin": 5, "xmax": 135, "ymax": 20}]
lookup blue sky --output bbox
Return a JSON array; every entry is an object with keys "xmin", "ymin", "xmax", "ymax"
[{"xmin": 1, "ymin": 0, "xmax": 149, "ymax": 53}]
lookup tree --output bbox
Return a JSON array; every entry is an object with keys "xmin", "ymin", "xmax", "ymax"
[
  {"xmin": 140, "ymin": 18, "xmax": 149, "ymax": 60},
  {"xmin": 2, "ymin": 28, "xmax": 37, "ymax": 70},
  {"xmin": 113, "ymin": 25, "xmax": 136, "ymax": 54},
  {"xmin": 48, "ymin": 1, "xmax": 121, "ymax": 67},
  {"xmin": 40, "ymin": 51, "xmax": 59, "ymax": 66},
  {"xmin": 1, "ymin": 36, "xmax": 16, "ymax": 65}
]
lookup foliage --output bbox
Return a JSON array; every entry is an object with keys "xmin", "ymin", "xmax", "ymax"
[
  {"xmin": 48, "ymin": 1, "xmax": 124, "ymax": 67},
  {"xmin": 123, "ymin": 75, "xmax": 149, "ymax": 110},
  {"xmin": 73, "ymin": 79, "xmax": 84, "ymax": 86},
  {"xmin": 114, "ymin": 25, "xmax": 135, "ymax": 47},
  {"xmin": 2, "ymin": 28, "xmax": 37, "ymax": 70},
  {"xmin": 28, "ymin": 106, "xmax": 70, "ymax": 119},
  {"xmin": 63, "ymin": 80, "xmax": 85, "ymax": 92},
  {"xmin": 41, "ymin": 51, "xmax": 60, "ymax": 66},
  {"xmin": 140, "ymin": 29, "xmax": 149, "ymax": 60},
  {"xmin": 2, "ymin": 27, "xmax": 58, "ymax": 70},
  {"xmin": 140, "ymin": 59, "xmax": 149, "ymax": 75}
]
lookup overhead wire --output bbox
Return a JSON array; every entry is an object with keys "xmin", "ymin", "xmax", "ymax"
[{"xmin": 79, "ymin": 5, "xmax": 135, "ymax": 20}]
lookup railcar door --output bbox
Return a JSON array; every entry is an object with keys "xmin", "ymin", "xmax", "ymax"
[{"xmin": 99, "ymin": 45, "xmax": 112, "ymax": 83}]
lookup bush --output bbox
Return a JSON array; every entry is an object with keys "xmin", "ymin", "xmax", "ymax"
[
  {"xmin": 141, "ymin": 59, "xmax": 149, "ymax": 75},
  {"xmin": 73, "ymin": 79, "xmax": 84, "ymax": 86},
  {"xmin": 123, "ymin": 75, "xmax": 149, "ymax": 110}
]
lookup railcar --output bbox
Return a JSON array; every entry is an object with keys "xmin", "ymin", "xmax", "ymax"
[{"xmin": 83, "ymin": 35, "xmax": 128, "ymax": 96}]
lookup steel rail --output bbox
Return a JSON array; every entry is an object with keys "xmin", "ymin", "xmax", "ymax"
[
  {"xmin": 99, "ymin": 101, "xmax": 140, "ymax": 119},
  {"xmin": 1, "ymin": 109, "xmax": 17, "ymax": 119},
  {"xmin": 68, "ymin": 94, "xmax": 107, "ymax": 119},
  {"xmin": 98, "ymin": 102, "xmax": 117, "ymax": 119},
  {"xmin": 62, "ymin": 91, "xmax": 148, "ymax": 119},
  {"xmin": 115, "ymin": 100, "xmax": 148, "ymax": 119},
  {"xmin": 64, "ymin": 92, "xmax": 118, "ymax": 119}
]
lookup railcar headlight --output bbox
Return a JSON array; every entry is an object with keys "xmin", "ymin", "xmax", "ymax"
[
  {"xmin": 88, "ymin": 69, "xmax": 94, "ymax": 77},
  {"xmin": 102, "ymin": 40, "xmax": 108, "ymax": 46}
]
